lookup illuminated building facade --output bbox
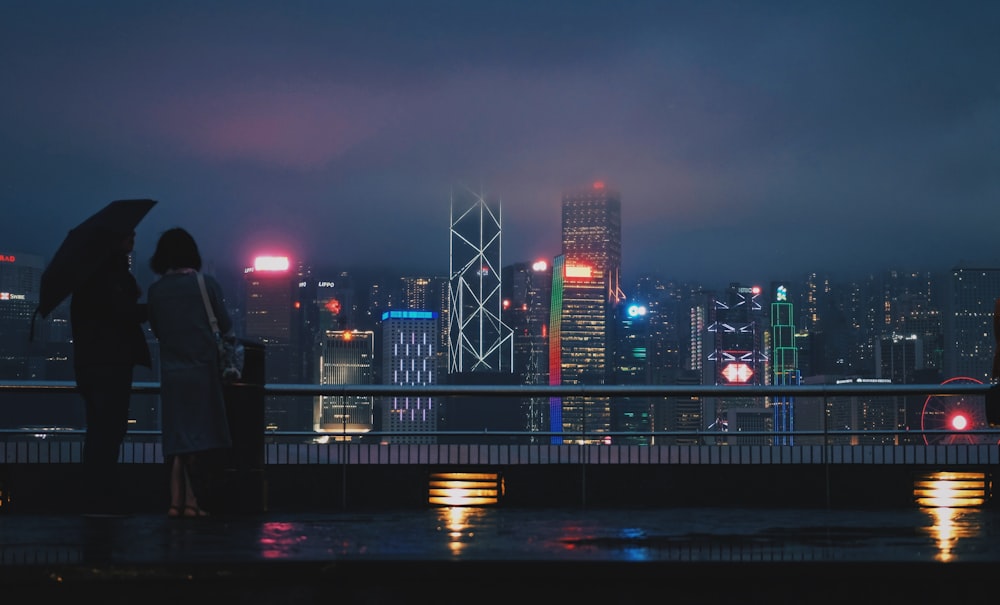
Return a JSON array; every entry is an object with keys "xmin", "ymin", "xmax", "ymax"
[
  {"xmin": 382, "ymin": 310, "xmax": 439, "ymax": 444},
  {"xmin": 316, "ymin": 329, "xmax": 374, "ymax": 437},
  {"xmin": 243, "ymin": 255, "xmax": 310, "ymax": 430},
  {"xmin": 705, "ymin": 282, "xmax": 770, "ymax": 439},
  {"xmin": 770, "ymin": 284, "xmax": 799, "ymax": 444},
  {"xmin": 244, "ymin": 255, "xmax": 294, "ymax": 378},
  {"xmin": 502, "ymin": 259, "xmax": 552, "ymax": 437},
  {"xmin": 0, "ymin": 251, "xmax": 45, "ymax": 380},
  {"xmin": 551, "ymin": 183, "xmax": 623, "ymax": 442},
  {"xmin": 401, "ymin": 275, "xmax": 449, "ymax": 377},
  {"xmin": 448, "ymin": 187, "xmax": 512, "ymax": 374},
  {"xmin": 611, "ymin": 298, "xmax": 652, "ymax": 444},
  {"xmin": 547, "ymin": 255, "xmax": 565, "ymax": 443}
]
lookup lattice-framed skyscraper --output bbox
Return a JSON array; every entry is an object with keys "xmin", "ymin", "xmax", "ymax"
[
  {"xmin": 770, "ymin": 284, "xmax": 799, "ymax": 445},
  {"xmin": 448, "ymin": 187, "xmax": 512, "ymax": 374}
]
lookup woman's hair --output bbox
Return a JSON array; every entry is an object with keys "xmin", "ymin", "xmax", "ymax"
[{"xmin": 149, "ymin": 227, "xmax": 203, "ymax": 274}]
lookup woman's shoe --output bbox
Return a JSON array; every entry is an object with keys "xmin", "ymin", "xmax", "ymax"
[
  {"xmin": 182, "ymin": 505, "xmax": 210, "ymax": 519},
  {"xmin": 167, "ymin": 505, "xmax": 183, "ymax": 519}
]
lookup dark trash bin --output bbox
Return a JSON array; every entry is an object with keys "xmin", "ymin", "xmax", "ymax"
[{"xmin": 217, "ymin": 340, "xmax": 267, "ymax": 513}]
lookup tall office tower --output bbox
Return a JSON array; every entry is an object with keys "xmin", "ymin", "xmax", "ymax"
[
  {"xmin": 947, "ymin": 266, "xmax": 1000, "ymax": 383},
  {"xmin": 705, "ymin": 283, "xmax": 770, "ymax": 436},
  {"xmin": 561, "ymin": 182, "xmax": 624, "ymax": 305},
  {"xmin": 316, "ymin": 329, "xmax": 375, "ymax": 439},
  {"xmin": 243, "ymin": 255, "xmax": 306, "ymax": 430},
  {"xmin": 611, "ymin": 298, "xmax": 652, "ymax": 444},
  {"xmin": 687, "ymin": 292, "xmax": 708, "ymax": 375},
  {"xmin": 502, "ymin": 259, "xmax": 552, "ymax": 437},
  {"xmin": 629, "ymin": 274, "xmax": 683, "ymax": 386},
  {"xmin": 551, "ymin": 182, "xmax": 623, "ymax": 443},
  {"xmin": 0, "ymin": 251, "xmax": 80, "ymax": 429},
  {"xmin": 875, "ymin": 332, "xmax": 926, "ymax": 442},
  {"xmin": 313, "ymin": 272, "xmax": 357, "ymax": 333},
  {"xmin": 401, "ymin": 276, "xmax": 450, "ymax": 377},
  {"xmin": 0, "ymin": 251, "xmax": 44, "ymax": 380},
  {"xmin": 770, "ymin": 284, "xmax": 799, "ymax": 445},
  {"xmin": 381, "ymin": 310, "xmax": 439, "ymax": 444},
  {"xmin": 448, "ymin": 187, "xmax": 512, "ymax": 374},
  {"xmin": 870, "ymin": 269, "xmax": 943, "ymax": 377}
]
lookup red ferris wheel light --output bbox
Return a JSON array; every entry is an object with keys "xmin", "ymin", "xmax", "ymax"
[{"xmin": 950, "ymin": 414, "xmax": 969, "ymax": 431}]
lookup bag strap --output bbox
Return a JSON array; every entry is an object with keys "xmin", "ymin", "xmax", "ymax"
[{"xmin": 195, "ymin": 272, "xmax": 220, "ymax": 334}]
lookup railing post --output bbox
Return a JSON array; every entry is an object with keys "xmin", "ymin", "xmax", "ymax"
[
  {"xmin": 823, "ymin": 393, "xmax": 830, "ymax": 509},
  {"xmin": 219, "ymin": 340, "xmax": 267, "ymax": 514}
]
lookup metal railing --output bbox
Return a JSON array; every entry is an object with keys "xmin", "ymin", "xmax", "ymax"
[
  {"xmin": 2, "ymin": 379, "xmax": 998, "ymax": 511},
  {"xmin": 2, "ymin": 379, "xmax": 998, "ymax": 445}
]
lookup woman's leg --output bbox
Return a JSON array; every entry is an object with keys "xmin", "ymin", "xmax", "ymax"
[
  {"xmin": 168, "ymin": 456, "xmax": 184, "ymax": 517},
  {"xmin": 181, "ymin": 454, "xmax": 208, "ymax": 517}
]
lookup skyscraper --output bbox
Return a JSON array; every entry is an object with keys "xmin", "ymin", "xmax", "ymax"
[
  {"xmin": 243, "ymin": 255, "xmax": 308, "ymax": 430},
  {"xmin": 448, "ymin": 187, "xmax": 512, "ymax": 374},
  {"xmin": 244, "ymin": 255, "xmax": 294, "ymax": 381},
  {"xmin": 401, "ymin": 275, "xmax": 449, "ymax": 377},
  {"xmin": 313, "ymin": 330, "xmax": 375, "ymax": 441},
  {"xmin": 948, "ymin": 266, "xmax": 1000, "ymax": 383},
  {"xmin": 316, "ymin": 329, "xmax": 375, "ymax": 438},
  {"xmin": 705, "ymin": 282, "xmax": 770, "ymax": 440},
  {"xmin": 382, "ymin": 310, "xmax": 439, "ymax": 444},
  {"xmin": 551, "ymin": 182, "xmax": 623, "ymax": 442},
  {"xmin": 503, "ymin": 259, "xmax": 552, "ymax": 437},
  {"xmin": 561, "ymin": 182, "xmax": 623, "ymax": 305},
  {"xmin": 771, "ymin": 283, "xmax": 799, "ymax": 444},
  {"xmin": 0, "ymin": 251, "xmax": 45, "ymax": 380}
]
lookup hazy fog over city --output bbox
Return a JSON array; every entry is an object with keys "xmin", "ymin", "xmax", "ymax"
[{"xmin": 2, "ymin": 1, "xmax": 999, "ymax": 289}]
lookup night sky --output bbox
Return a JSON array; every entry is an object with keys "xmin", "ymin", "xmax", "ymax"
[{"xmin": 3, "ymin": 1, "xmax": 998, "ymax": 289}]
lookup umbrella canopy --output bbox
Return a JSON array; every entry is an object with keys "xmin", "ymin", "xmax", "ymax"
[{"xmin": 36, "ymin": 198, "xmax": 157, "ymax": 319}]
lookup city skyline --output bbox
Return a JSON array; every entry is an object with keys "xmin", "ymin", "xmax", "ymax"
[{"xmin": 2, "ymin": 2, "xmax": 998, "ymax": 288}]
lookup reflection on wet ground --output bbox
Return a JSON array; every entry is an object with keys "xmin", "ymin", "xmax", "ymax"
[
  {"xmin": 2, "ymin": 506, "xmax": 1000, "ymax": 602},
  {"xmin": 4, "ymin": 506, "xmax": 1000, "ymax": 564}
]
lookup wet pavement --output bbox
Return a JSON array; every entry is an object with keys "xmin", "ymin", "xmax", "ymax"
[{"xmin": 3, "ymin": 506, "xmax": 1000, "ymax": 603}]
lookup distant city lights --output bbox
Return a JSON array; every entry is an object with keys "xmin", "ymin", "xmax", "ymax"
[
  {"xmin": 532, "ymin": 260, "xmax": 548, "ymax": 272},
  {"xmin": 626, "ymin": 304, "xmax": 647, "ymax": 317}
]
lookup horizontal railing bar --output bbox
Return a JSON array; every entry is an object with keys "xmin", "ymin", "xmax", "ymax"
[
  {"xmin": 0, "ymin": 380, "xmax": 994, "ymax": 398},
  {"xmin": 2, "ymin": 428, "xmax": 998, "ymax": 439}
]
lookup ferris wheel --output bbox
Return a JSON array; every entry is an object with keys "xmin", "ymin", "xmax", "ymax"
[{"xmin": 920, "ymin": 377, "xmax": 995, "ymax": 445}]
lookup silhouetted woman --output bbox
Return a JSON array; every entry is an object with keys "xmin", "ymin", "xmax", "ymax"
[{"xmin": 147, "ymin": 227, "xmax": 232, "ymax": 518}]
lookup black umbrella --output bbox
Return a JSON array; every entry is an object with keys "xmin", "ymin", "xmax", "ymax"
[{"xmin": 35, "ymin": 198, "xmax": 157, "ymax": 319}]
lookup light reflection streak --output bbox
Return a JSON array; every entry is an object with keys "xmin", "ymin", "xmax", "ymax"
[
  {"xmin": 437, "ymin": 506, "xmax": 486, "ymax": 556},
  {"xmin": 916, "ymin": 471, "xmax": 986, "ymax": 562},
  {"xmin": 258, "ymin": 521, "xmax": 308, "ymax": 559}
]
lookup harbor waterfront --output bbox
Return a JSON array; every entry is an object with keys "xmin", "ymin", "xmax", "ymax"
[{"xmin": 3, "ymin": 381, "xmax": 1000, "ymax": 603}]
